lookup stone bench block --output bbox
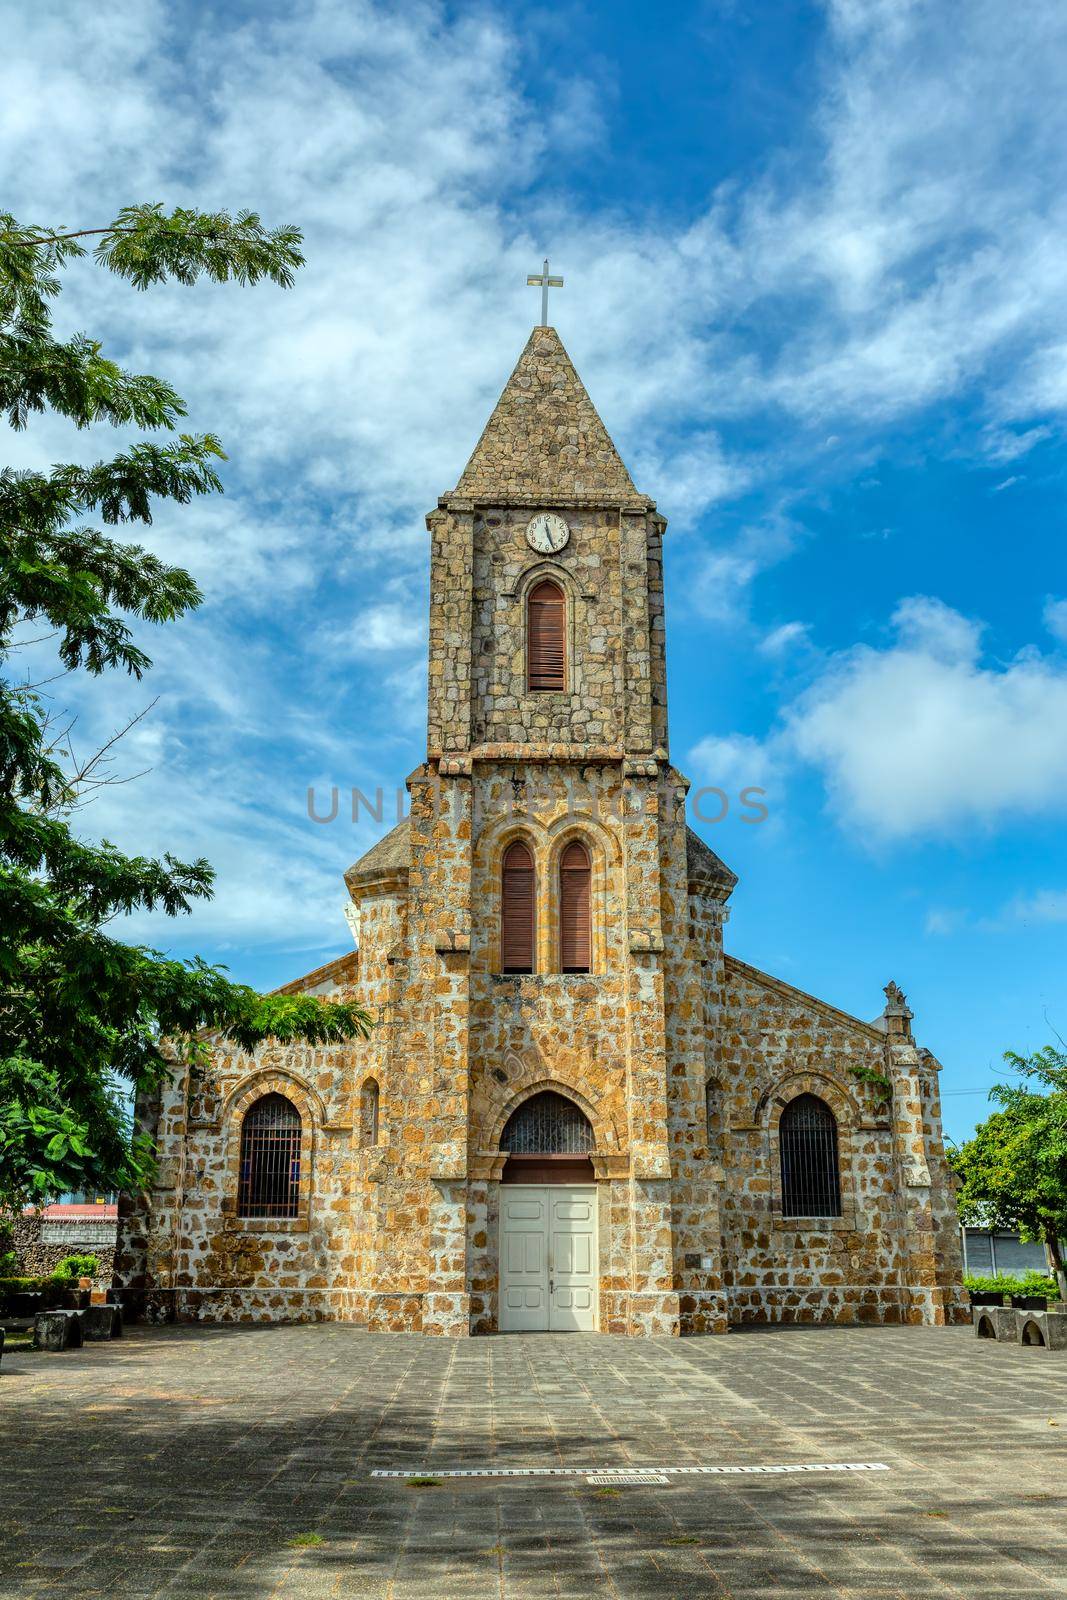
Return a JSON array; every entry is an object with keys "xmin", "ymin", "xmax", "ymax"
[
  {"xmin": 79, "ymin": 1305, "xmax": 122, "ymax": 1340},
  {"xmin": 973, "ymin": 1304, "xmax": 1067, "ymax": 1348},
  {"xmin": 33, "ymin": 1310, "xmax": 83, "ymax": 1351},
  {"xmin": 1018, "ymin": 1308, "xmax": 1067, "ymax": 1350}
]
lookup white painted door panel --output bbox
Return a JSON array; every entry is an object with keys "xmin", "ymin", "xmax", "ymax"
[
  {"xmin": 499, "ymin": 1185, "xmax": 598, "ymax": 1333},
  {"xmin": 499, "ymin": 1190, "xmax": 548, "ymax": 1331},
  {"xmin": 549, "ymin": 1190, "xmax": 597, "ymax": 1331}
]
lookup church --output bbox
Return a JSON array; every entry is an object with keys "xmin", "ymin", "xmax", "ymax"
[{"xmin": 117, "ymin": 314, "xmax": 967, "ymax": 1336}]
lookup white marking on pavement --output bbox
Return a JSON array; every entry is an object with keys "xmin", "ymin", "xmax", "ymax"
[
  {"xmin": 370, "ymin": 1461, "xmax": 890, "ymax": 1479},
  {"xmin": 587, "ymin": 1473, "xmax": 670, "ymax": 1486}
]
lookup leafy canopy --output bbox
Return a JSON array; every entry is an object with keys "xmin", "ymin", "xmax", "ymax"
[
  {"xmin": 950, "ymin": 1045, "xmax": 1067, "ymax": 1288},
  {"xmin": 1, "ymin": 205, "xmax": 371, "ymax": 1209}
]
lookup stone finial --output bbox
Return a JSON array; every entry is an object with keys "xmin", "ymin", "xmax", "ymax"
[{"xmin": 882, "ymin": 980, "xmax": 914, "ymax": 1041}]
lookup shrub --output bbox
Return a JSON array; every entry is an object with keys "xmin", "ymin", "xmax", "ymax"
[
  {"xmin": 54, "ymin": 1254, "xmax": 100, "ymax": 1280},
  {"xmin": 963, "ymin": 1271, "xmax": 1059, "ymax": 1299},
  {"xmin": 0, "ymin": 1273, "xmax": 74, "ymax": 1312},
  {"xmin": 0, "ymin": 1251, "xmax": 17, "ymax": 1276}
]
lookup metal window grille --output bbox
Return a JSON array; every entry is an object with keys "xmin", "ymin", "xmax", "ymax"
[
  {"xmin": 238, "ymin": 1094, "xmax": 301, "ymax": 1218},
  {"xmin": 501, "ymin": 1090, "xmax": 595, "ymax": 1154},
  {"xmin": 779, "ymin": 1093, "xmax": 841, "ymax": 1218}
]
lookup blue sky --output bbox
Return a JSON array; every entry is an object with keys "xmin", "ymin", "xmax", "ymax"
[{"xmin": 6, "ymin": 0, "xmax": 1067, "ymax": 1141}]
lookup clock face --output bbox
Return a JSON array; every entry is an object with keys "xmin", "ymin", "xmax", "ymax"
[{"xmin": 526, "ymin": 512, "xmax": 569, "ymax": 554}]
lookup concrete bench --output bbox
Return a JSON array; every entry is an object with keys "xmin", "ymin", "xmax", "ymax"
[
  {"xmin": 973, "ymin": 1304, "xmax": 1067, "ymax": 1349},
  {"xmin": 80, "ymin": 1305, "xmax": 122, "ymax": 1341},
  {"xmin": 32, "ymin": 1305, "xmax": 123, "ymax": 1350},
  {"xmin": 33, "ymin": 1310, "xmax": 83, "ymax": 1350}
]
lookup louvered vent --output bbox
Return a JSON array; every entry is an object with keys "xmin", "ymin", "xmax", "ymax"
[
  {"xmin": 501, "ymin": 839, "xmax": 535, "ymax": 972},
  {"xmin": 559, "ymin": 839, "xmax": 591, "ymax": 972},
  {"xmin": 527, "ymin": 580, "xmax": 566, "ymax": 691}
]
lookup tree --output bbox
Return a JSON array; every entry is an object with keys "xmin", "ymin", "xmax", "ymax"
[
  {"xmin": 1, "ymin": 205, "xmax": 371, "ymax": 1210},
  {"xmin": 950, "ymin": 1045, "xmax": 1067, "ymax": 1298}
]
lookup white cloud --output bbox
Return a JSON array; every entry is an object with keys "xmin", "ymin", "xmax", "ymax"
[
  {"xmin": 688, "ymin": 732, "xmax": 781, "ymax": 795},
  {"xmin": 924, "ymin": 908, "xmax": 964, "ymax": 936},
  {"xmin": 758, "ymin": 621, "xmax": 811, "ymax": 657},
  {"xmin": 1004, "ymin": 888, "xmax": 1067, "ymax": 924},
  {"xmin": 7, "ymin": 1, "xmax": 1067, "ymax": 952},
  {"xmin": 785, "ymin": 596, "xmax": 1067, "ymax": 839},
  {"xmin": 1044, "ymin": 597, "xmax": 1067, "ymax": 645}
]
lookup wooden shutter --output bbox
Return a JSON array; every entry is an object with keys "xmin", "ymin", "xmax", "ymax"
[
  {"xmin": 501, "ymin": 840, "xmax": 535, "ymax": 972},
  {"xmin": 527, "ymin": 580, "xmax": 566, "ymax": 690},
  {"xmin": 559, "ymin": 840, "xmax": 591, "ymax": 972}
]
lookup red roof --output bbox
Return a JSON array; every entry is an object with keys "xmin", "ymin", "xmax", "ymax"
[{"xmin": 23, "ymin": 1203, "xmax": 118, "ymax": 1219}]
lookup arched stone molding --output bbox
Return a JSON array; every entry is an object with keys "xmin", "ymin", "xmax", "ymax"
[
  {"xmin": 510, "ymin": 557, "xmax": 583, "ymax": 608},
  {"xmin": 220, "ymin": 1070, "xmax": 319, "ymax": 1232},
  {"xmin": 757, "ymin": 1069, "xmax": 863, "ymax": 1133},
  {"xmin": 220, "ymin": 1068, "xmax": 326, "ymax": 1131},
  {"xmin": 758, "ymin": 1071, "xmax": 861, "ymax": 1231},
  {"xmin": 478, "ymin": 1071, "xmax": 622, "ymax": 1166}
]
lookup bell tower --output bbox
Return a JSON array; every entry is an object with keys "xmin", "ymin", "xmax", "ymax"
[
  {"xmin": 383, "ymin": 320, "xmax": 730, "ymax": 1337},
  {"xmin": 425, "ymin": 324, "xmax": 669, "ymax": 762}
]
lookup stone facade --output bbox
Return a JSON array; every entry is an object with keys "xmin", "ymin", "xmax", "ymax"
[{"xmin": 118, "ymin": 326, "xmax": 967, "ymax": 1334}]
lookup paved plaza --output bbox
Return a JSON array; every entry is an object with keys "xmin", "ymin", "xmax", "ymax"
[{"xmin": 2, "ymin": 1322, "xmax": 1066, "ymax": 1599}]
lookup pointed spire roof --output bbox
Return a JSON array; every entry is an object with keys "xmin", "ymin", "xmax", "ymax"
[{"xmin": 451, "ymin": 326, "xmax": 645, "ymax": 505}]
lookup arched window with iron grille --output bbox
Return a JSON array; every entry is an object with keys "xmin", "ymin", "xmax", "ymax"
[
  {"xmin": 501, "ymin": 1090, "xmax": 595, "ymax": 1154},
  {"xmin": 360, "ymin": 1077, "xmax": 380, "ymax": 1148},
  {"xmin": 501, "ymin": 839, "xmax": 535, "ymax": 973},
  {"xmin": 559, "ymin": 839, "xmax": 591, "ymax": 972},
  {"xmin": 238, "ymin": 1093, "xmax": 301, "ymax": 1219},
  {"xmin": 779, "ymin": 1093, "xmax": 841, "ymax": 1218},
  {"xmin": 527, "ymin": 579, "xmax": 566, "ymax": 691}
]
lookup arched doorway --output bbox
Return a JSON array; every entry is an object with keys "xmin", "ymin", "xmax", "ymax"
[{"xmin": 497, "ymin": 1090, "xmax": 598, "ymax": 1333}]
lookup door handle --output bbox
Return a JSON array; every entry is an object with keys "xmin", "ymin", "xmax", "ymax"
[{"xmin": 549, "ymin": 1279, "xmax": 554, "ymax": 1293}]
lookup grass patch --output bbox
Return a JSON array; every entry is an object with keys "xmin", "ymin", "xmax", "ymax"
[
  {"xmin": 406, "ymin": 1476, "xmax": 442, "ymax": 1488},
  {"xmin": 592, "ymin": 1487, "xmax": 621, "ymax": 1498},
  {"xmin": 287, "ymin": 1533, "xmax": 324, "ymax": 1548},
  {"xmin": 664, "ymin": 1534, "xmax": 701, "ymax": 1545}
]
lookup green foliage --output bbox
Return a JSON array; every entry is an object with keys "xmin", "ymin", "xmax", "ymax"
[
  {"xmin": 54, "ymin": 1253, "xmax": 100, "ymax": 1279},
  {"xmin": 0, "ymin": 1250, "xmax": 16, "ymax": 1275},
  {"xmin": 951, "ymin": 1045, "xmax": 1067, "ymax": 1293},
  {"xmin": 963, "ymin": 1271, "xmax": 1059, "ymax": 1300},
  {"xmin": 848, "ymin": 1063, "xmax": 892, "ymax": 1104},
  {"xmin": 0, "ymin": 204, "xmax": 370, "ymax": 1209}
]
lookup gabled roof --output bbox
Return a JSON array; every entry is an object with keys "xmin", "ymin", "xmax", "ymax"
[{"xmin": 452, "ymin": 326, "xmax": 643, "ymax": 503}]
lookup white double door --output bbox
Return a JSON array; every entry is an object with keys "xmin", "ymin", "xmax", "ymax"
[{"xmin": 499, "ymin": 1185, "xmax": 598, "ymax": 1332}]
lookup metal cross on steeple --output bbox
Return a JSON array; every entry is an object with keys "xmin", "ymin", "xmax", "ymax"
[{"xmin": 527, "ymin": 258, "xmax": 563, "ymax": 326}]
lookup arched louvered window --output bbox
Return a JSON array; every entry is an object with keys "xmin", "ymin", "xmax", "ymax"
[
  {"xmin": 501, "ymin": 1090, "xmax": 595, "ymax": 1154},
  {"xmin": 360, "ymin": 1078, "xmax": 380, "ymax": 1148},
  {"xmin": 527, "ymin": 579, "xmax": 566, "ymax": 691},
  {"xmin": 779, "ymin": 1094, "xmax": 841, "ymax": 1218},
  {"xmin": 238, "ymin": 1094, "xmax": 301, "ymax": 1219},
  {"xmin": 501, "ymin": 839, "xmax": 535, "ymax": 973},
  {"xmin": 559, "ymin": 839, "xmax": 591, "ymax": 972}
]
